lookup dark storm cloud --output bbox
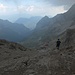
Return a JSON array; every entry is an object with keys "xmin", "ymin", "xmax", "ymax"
[{"xmin": 42, "ymin": 0, "xmax": 75, "ymax": 9}]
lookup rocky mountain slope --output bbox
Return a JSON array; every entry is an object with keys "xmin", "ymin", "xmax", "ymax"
[
  {"xmin": 0, "ymin": 39, "xmax": 38, "ymax": 75},
  {"xmin": 22, "ymin": 4, "xmax": 75, "ymax": 49},
  {"xmin": 0, "ymin": 36, "xmax": 75, "ymax": 75},
  {"xmin": 0, "ymin": 19, "xmax": 31, "ymax": 42},
  {"xmin": 0, "ymin": 4, "xmax": 75, "ymax": 75}
]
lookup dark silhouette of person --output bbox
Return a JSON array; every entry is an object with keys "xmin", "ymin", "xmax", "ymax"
[{"xmin": 56, "ymin": 39, "xmax": 61, "ymax": 49}]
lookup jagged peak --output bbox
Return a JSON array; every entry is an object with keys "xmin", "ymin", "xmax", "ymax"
[
  {"xmin": 38, "ymin": 16, "xmax": 49, "ymax": 22},
  {"xmin": 43, "ymin": 16, "xmax": 49, "ymax": 19}
]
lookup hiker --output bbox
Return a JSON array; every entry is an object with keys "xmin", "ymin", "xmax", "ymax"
[{"xmin": 56, "ymin": 39, "xmax": 61, "ymax": 49}]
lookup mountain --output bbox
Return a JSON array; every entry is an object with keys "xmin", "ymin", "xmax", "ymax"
[
  {"xmin": 0, "ymin": 19, "xmax": 31, "ymax": 42},
  {"xmin": 0, "ymin": 4, "xmax": 75, "ymax": 75},
  {"xmin": 21, "ymin": 4, "xmax": 75, "ymax": 49},
  {"xmin": 64, "ymin": 4, "xmax": 75, "ymax": 20},
  {"xmin": 15, "ymin": 16, "xmax": 42, "ymax": 30}
]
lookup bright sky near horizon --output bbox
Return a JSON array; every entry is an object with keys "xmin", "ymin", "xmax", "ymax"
[{"xmin": 0, "ymin": 0, "xmax": 75, "ymax": 22}]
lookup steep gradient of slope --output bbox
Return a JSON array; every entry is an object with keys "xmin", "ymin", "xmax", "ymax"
[{"xmin": 22, "ymin": 4, "xmax": 75, "ymax": 49}]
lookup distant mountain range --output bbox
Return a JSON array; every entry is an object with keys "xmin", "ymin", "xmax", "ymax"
[
  {"xmin": 0, "ymin": 19, "xmax": 31, "ymax": 42},
  {"xmin": 15, "ymin": 16, "xmax": 42, "ymax": 30},
  {"xmin": 22, "ymin": 4, "xmax": 75, "ymax": 49}
]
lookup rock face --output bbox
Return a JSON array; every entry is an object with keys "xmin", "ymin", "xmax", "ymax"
[{"xmin": 22, "ymin": 4, "xmax": 75, "ymax": 49}]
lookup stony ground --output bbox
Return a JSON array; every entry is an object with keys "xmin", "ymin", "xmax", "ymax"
[{"xmin": 0, "ymin": 40, "xmax": 75, "ymax": 75}]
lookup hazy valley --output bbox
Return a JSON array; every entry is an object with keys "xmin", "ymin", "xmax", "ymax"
[
  {"xmin": 0, "ymin": 4, "xmax": 75, "ymax": 75},
  {"xmin": 15, "ymin": 16, "xmax": 42, "ymax": 30},
  {"xmin": 22, "ymin": 4, "xmax": 75, "ymax": 49}
]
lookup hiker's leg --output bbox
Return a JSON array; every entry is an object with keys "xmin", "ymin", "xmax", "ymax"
[
  {"xmin": 57, "ymin": 46, "xmax": 59, "ymax": 50},
  {"xmin": 58, "ymin": 47, "xmax": 59, "ymax": 50},
  {"xmin": 57, "ymin": 46, "xmax": 58, "ymax": 49}
]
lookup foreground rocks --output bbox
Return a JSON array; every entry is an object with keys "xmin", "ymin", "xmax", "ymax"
[{"xmin": 0, "ymin": 40, "xmax": 75, "ymax": 75}]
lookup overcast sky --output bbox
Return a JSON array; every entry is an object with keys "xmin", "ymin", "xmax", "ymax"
[{"xmin": 0, "ymin": 0, "xmax": 75, "ymax": 22}]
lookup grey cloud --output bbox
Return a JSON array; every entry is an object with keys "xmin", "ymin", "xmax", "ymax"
[
  {"xmin": 2, "ymin": 0, "xmax": 75, "ymax": 11},
  {"xmin": 42, "ymin": 0, "xmax": 75, "ymax": 9},
  {"xmin": 3, "ymin": 0, "xmax": 75, "ymax": 6}
]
